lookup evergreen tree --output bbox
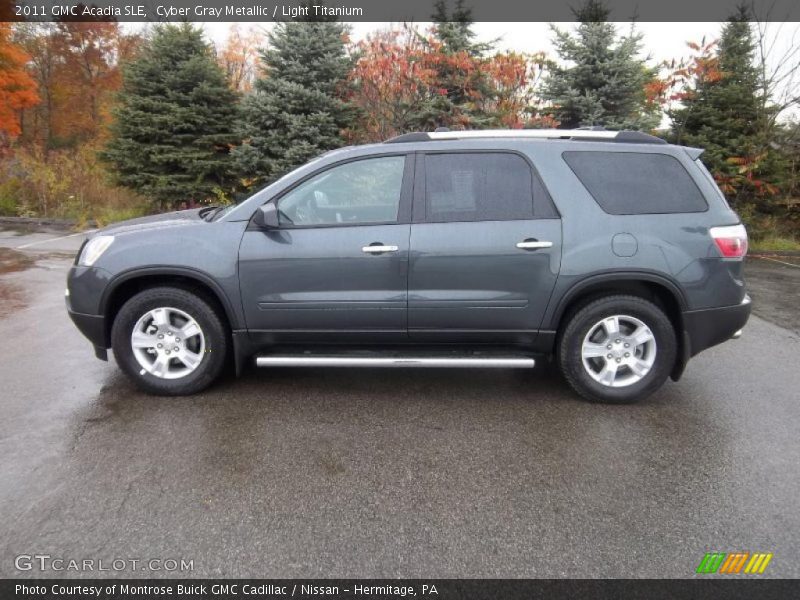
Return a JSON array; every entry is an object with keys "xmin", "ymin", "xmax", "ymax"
[
  {"xmin": 233, "ymin": 17, "xmax": 354, "ymax": 188},
  {"xmin": 102, "ymin": 24, "xmax": 239, "ymax": 208},
  {"xmin": 409, "ymin": 0, "xmax": 496, "ymax": 130},
  {"xmin": 669, "ymin": 6, "xmax": 768, "ymax": 183},
  {"xmin": 431, "ymin": 0, "xmax": 481, "ymax": 55},
  {"xmin": 542, "ymin": 0, "xmax": 659, "ymax": 130}
]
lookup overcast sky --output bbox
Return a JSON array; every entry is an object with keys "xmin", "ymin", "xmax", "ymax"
[{"xmin": 194, "ymin": 21, "xmax": 724, "ymax": 64}]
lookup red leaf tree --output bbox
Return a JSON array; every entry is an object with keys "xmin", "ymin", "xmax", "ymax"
[{"xmin": 0, "ymin": 22, "xmax": 39, "ymax": 142}]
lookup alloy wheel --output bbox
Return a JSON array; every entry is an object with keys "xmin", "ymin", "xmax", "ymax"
[
  {"xmin": 130, "ymin": 307, "xmax": 205, "ymax": 379},
  {"xmin": 581, "ymin": 314, "xmax": 657, "ymax": 387}
]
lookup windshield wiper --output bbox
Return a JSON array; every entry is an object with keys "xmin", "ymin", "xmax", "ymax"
[{"xmin": 200, "ymin": 206, "xmax": 223, "ymax": 222}]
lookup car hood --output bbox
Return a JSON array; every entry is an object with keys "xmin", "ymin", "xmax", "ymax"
[{"xmin": 97, "ymin": 208, "xmax": 208, "ymax": 236}]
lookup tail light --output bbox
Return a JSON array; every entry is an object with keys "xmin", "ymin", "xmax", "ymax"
[{"xmin": 709, "ymin": 224, "xmax": 748, "ymax": 258}]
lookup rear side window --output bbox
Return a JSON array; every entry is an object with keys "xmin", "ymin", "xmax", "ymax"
[
  {"xmin": 424, "ymin": 153, "xmax": 541, "ymax": 222},
  {"xmin": 562, "ymin": 151, "xmax": 708, "ymax": 214}
]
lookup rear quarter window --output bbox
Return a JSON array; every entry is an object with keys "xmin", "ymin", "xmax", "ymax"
[{"xmin": 562, "ymin": 151, "xmax": 708, "ymax": 214}]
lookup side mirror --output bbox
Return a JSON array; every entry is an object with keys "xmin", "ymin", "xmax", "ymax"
[{"xmin": 254, "ymin": 202, "xmax": 280, "ymax": 229}]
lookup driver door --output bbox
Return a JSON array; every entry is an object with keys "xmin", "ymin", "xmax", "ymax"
[{"xmin": 238, "ymin": 153, "xmax": 413, "ymax": 343}]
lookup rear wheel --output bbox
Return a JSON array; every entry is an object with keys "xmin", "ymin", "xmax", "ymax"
[
  {"xmin": 558, "ymin": 295, "xmax": 676, "ymax": 404},
  {"xmin": 111, "ymin": 287, "xmax": 228, "ymax": 395}
]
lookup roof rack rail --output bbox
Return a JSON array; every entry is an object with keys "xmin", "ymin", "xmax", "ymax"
[
  {"xmin": 385, "ymin": 129, "xmax": 666, "ymax": 145},
  {"xmin": 386, "ymin": 132, "xmax": 431, "ymax": 143}
]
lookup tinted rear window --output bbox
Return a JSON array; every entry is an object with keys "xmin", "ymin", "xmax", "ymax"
[{"xmin": 562, "ymin": 151, "xmax": 707, "ymax": 214}]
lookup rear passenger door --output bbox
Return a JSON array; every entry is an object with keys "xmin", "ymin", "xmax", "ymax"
[{"xmin": 408, "ymin": 151, "xmax": 561, "ymax": 343}]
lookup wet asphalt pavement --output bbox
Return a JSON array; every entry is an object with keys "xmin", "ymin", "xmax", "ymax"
[{"xmin": 0, "ymin": 227, "xmax": 798, "ymax": 579}]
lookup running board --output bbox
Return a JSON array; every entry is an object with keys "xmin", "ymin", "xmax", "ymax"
[{"xmin": 255, "ymin": 355, "xmax": 535, "ymax": 369}]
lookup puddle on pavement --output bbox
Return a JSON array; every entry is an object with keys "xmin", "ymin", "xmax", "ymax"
[
  {"xmin": 0, "ymin": 281, "xmax": 27, "ymax": 317},
  {"xmin": 0, "ymin": 249, "xmax": 34, "ymax": 317},
  {"xmin": 0, "ymin": 247, "xmax": 36, "ymax": 274}
]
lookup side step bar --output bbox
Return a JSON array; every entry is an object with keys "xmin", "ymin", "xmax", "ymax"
[{"xmin": 255, "ymin": 356, "xmax": 535, "ymax": 369}]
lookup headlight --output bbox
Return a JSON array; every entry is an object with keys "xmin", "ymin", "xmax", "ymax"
[{"xmin": 78, "ymin": 235, "xmax": 114, "ymax": 266}]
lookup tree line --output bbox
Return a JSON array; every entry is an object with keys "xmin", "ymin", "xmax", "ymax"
[{"xmin": 0, "ymin": 0, "xmax": 798, "ymax": 245}]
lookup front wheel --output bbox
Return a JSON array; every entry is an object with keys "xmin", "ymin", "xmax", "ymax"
[
  {"xmin": 558, "ymin": 295, "xmax": 677, "ymax": 404},
  {"xmin": 111, "ymin": 287, "xmax": 228, "ymax": 395}
]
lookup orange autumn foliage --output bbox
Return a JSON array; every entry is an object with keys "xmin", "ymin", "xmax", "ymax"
[
  {"xmin": 15, "ymin": 20, "xmax": 139, "ymax": 149},
  {"xmin": 345, "ymin": 28, "xmax": 439, "ymax": 142},
  {"xmin": 51, "ymin": 20, "xmax": 124, "ymax": 144},
  {"xmin": 0, "ymin": 22, "xmax": 39, "ymax": 140},
  {"xmin": 218, "ymin": 24, "xmax": 264, "ymax": 93},
  {"xmin": 484, "ymin": 51, "xmax": 557, "ymax": 129},
  {"xmin": 660, "ymin": 39, "xmax": 722, "ymax": 105},
  {"xmin": 346, "ymin": 27, "xmax": 555, "ymax": 142}
]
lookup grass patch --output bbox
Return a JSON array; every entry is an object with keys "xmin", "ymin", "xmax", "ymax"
[{"xmin": 750, "ymin": 235, "xmax": 800, "ymax": 253}]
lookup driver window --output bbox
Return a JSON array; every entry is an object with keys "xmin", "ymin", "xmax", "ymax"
[{"xmin": 277, "ymin": 156, "xmax": 406, "ymax": 226}]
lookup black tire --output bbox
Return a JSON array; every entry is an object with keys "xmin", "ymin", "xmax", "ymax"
[
  {"xmin": 111, "ymin": 286, "xmax": 228, "ymax": 395},
  {"xmin": 557, "ymin": 295, "xmax": 677, "ymax": 404}
]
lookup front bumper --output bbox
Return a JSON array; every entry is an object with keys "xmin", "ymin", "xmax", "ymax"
[
  {"xmin": 67, "ymin": 309, "xmax": 108, "ymax": 360},
  {"xmin": 682, "ymin": 294, "xmax": 752, "ymax": 357},
  {"xmin": 66, "ymin": 264, "xmax": 112, "ymax": 360}
]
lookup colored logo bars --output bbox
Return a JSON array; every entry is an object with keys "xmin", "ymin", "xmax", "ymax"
[{"xmin": 696, "ymin": 552, "xmax": 773, "ymax": 574}]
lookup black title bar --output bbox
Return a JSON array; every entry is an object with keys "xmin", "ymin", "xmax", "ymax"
[{"xmin": 6, "ymin": 0, "xmax": 800, "ymax": 23}]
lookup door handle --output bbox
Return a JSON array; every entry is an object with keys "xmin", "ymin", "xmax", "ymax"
[
  {"xmin": 516, "ymin": 240, "xmax": 553, "ymax": 250},
  {"xmin": 362, "ymin": 244, "xmax": 399, "ymax": 254}
]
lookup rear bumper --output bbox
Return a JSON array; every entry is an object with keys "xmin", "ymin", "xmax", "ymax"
[{"xmin": 682, "ymin": 294, "xmax": 751, "ymax": 357}]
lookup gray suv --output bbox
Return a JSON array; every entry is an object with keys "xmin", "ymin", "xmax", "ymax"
[{"xmin": 66, "ymin": 129, "xmax": 751, "ymax": 403}]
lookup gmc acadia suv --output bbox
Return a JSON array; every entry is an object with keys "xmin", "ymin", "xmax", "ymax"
[{"xmin": 66, "ymin": 129, "xmax": 751, "ymax": 403}]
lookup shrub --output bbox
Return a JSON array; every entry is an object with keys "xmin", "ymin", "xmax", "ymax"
[
  {"xmin": 0, "ymin": 145, "xmax": 150, "ymax": 224},
  {"xmin": 0, "ymin": 177, "xmax": 22, "ymax": 215}
]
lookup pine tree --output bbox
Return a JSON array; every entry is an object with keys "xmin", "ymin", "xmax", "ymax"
[
  {"xmin": 409, "ymin": 0, "xmax": 496, "ymax": 130},
  {"xmin": 102, "ymin": 24, "xmax": 239, "ymax": 208},
  {"xmin": 669, "ymin": 7, "xmax": 767, "ymax": 182},
  {"xmin": 542, "ymin": 0, "xmax": 659, "ymax": 130},
  {"xmin": 233, "ymin": 17, "xmax": 354, "ymax": 188},
  {"xmin": 431, "ymin": 0, "xmax": 482, "ymax": 55}
]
